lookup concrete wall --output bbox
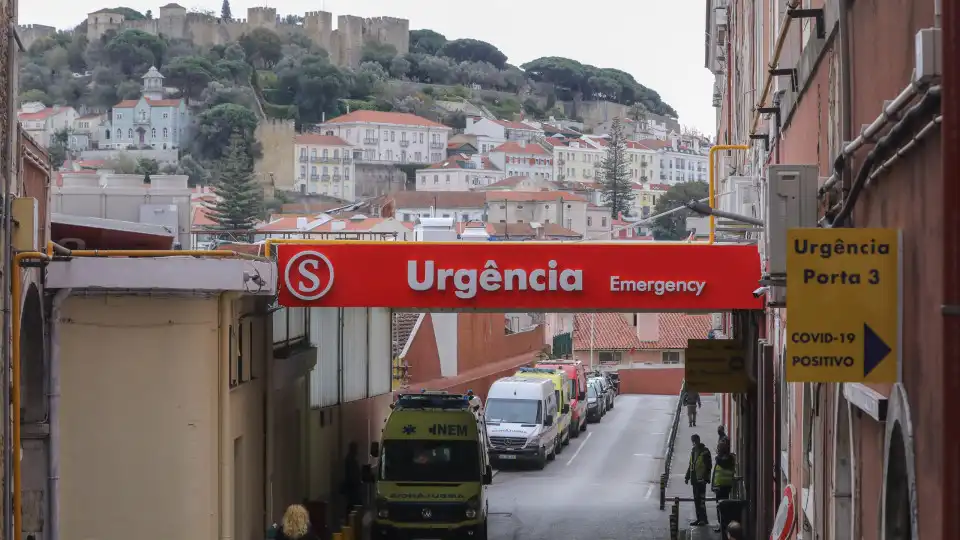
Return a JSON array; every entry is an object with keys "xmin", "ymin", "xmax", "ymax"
[
  {"xmin": 58, "ymin": 294, "xmax": 268, "ymax": 540},
  {"xmin": 16, "ymin": 24, "xmax": 56, "ymax": 51},
  {"xmin": 617, "ymin": 365, "xmax": 685, "ymax": 395},
  {"xmin": 79, "ymin": 148, "xmax": 179, "ymax": 164},
  {"xmin": 255, "ymin": 119, "xmax": 297, "ymax": 196}
]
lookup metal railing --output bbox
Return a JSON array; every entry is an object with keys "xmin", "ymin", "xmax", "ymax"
[{"xmin": 659, "ymin": 379, "xmax": 685, "ymax": 510}]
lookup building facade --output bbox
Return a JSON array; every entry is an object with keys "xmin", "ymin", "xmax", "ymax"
[
  {"xmin": 464, "ymin": 117, "xmax": 544, "ymax": 153},
  {"xmin": 416, "ymin": 154, "xmax": 504, "ymax": 191},
  {"xmin": 319, "ymin": 110, "xmax": 451, "ymax": 165},
  {"xmin": 376, "ymin": 191, "xmax": 487, "ymax": 223},
  {"xmin": 103, "ymin": 67, "xmax": 189, "ymax": 150},
  {"xmin": 293, "ymin": 133, "xmax": 357, "ymax": 200},
  {"xmin": 706, "ymin": 0, "xmax": 952, "ymax": 538},
  {"xmin": 487, "ymin": 141, "xmax": 554, "ymax": 180},
  {"xmin": 484, "ymin": 191, "xmax": 589, "ymax": 235},
  {"xmin": 17, "ymin": 103, "xmax": 78, "ymax": 148}
]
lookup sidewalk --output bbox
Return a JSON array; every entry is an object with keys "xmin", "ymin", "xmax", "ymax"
[{"xmin": 667, "ymin": 393, "xmax": 723, "ymax": 540}]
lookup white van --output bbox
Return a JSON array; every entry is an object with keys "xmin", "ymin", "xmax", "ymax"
[{"xmin": 484, "ymin": 377, "xmax": 560, "ymax": 469}]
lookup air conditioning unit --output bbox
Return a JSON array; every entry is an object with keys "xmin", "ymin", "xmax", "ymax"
[{"xmin": 764, "ymin": 165, "xmax": 819, "ymax": 276}]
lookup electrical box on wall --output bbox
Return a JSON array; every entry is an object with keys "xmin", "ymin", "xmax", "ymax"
[
  {"xmin": 12, "ymin": 197, "xmax": 38, "ymax": 252},
  {"xmin": 764, "ymin": 165, "xmax": 819, "ymax": 276}
]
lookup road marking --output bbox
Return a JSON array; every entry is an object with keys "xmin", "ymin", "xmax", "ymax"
[
  {"xmin": 645, "ymin": 485, "xmax": 654, "ymax": 500},
  {"xmin": 633, "ymin": 453, "xmax": 653, "ymax": 457},
  {"xmin": 565, "ymin": 431, "xmax": 592, "ymax": 466}
]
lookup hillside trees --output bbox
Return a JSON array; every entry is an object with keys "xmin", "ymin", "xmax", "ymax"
[
  {"xmin": 163, "ymin": 56, "xmax": 215, "ymax": 102},
  {"xmin": 410, "ymin": 29, "xmax": 446, "ymax": 55},
  {"xmin": 206, "ymin": 131, "xmax": 262, "ymax": 233},
  {"xmin": 238, "ymin": 28, "xmax": 282, "ymax": 68},
  {"xmin": 193, "ymin": 103, "xmax": 260, "ymax": 161},
  {"xmin": 104, "ymin": 29, "xmax": 167, "ymax": 76},
  {"xmin": 438, "ymin": 39, "xmax": 507, "ymax": 69},
  {"xmin": 650, "ymin": 181, "xmax": 709, "ymax": 240}
]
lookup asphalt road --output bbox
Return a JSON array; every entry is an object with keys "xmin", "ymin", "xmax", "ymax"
[{"xmin": 487, "ymin": 394, "xmax": 676, "ymax": 540}]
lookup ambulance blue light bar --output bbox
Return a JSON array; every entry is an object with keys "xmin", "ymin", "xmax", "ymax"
[
  {"xmin": 395, "ymin": 393, "xmax": 471, "ymax": 410},
  {"xmin": 517, "ymin": 367, "xmax": 560, "ymax": 374}
]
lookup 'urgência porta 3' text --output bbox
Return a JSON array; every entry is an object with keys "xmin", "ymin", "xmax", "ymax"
[{"xmin": 792, "ymin": 237, "xmax": 892, "ymax": 285}]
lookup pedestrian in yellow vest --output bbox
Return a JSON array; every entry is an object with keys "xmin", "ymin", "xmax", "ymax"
[
  {"xmin": 684, "ymin": 434, "xmax": 712, "ymax": 526},
  {"xmin": 711, "ymin": 440, "xmax": 736, "ymax": 533}
]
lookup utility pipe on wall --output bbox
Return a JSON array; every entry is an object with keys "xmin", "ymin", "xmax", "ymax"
[
  {"xmin": 749, "ymin": 0, "xmax": 801, "ymax": 136},
  {"xmin": 48, "ymin": 289, "xmax": 71, "ymax": 540},
  {"xmin": 219, "ymin": 293, "xmax": 236, "ymax": 540},
  {"xmin": 708, "ymin": 145, "xmax": 750, "ymax": 244}
]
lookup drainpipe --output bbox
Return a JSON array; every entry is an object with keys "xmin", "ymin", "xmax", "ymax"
[
  {"xmin": 48, "ymin": 289, "xmax": 71, "ymax": 540},
  {"xmin": 219, "ymin": 293, "xmax": 236, "ymax": 540},
  {"xmin": 839, "ymin": 0, "xmax": 853, "ymax": 197}
]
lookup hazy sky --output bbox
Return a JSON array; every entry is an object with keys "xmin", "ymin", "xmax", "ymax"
[{"xmin": 21, "ymin": 0, "xmax": 717, "ymax": 134}]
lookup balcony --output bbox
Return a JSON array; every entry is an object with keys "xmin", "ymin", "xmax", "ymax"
[
  {"xmin": 310, "ymin": 156, "xmax": 321, "ymax": 163},
  {"xmin": 298, "ymin": 155, "xmax": 308, "ymax": 162},
  {"xmin": 320, "ymin": 156, "xmax": 337, "ymax": 163},
  {"xmin": 399, "ymin": 140, "xmax": 410, "ymax": 147},
  {"xmin": 342, "ymin": 156, "xmax": 352, "ymax": 163},
  {"xmin": 321, "ymin": 174, "xmax": 331, "ymax": 181},
  {"xmin": 430, "ymin": 141, "xmax": 444, "ymax": 149},
  {"xmin": 363, "ymin": 137, "xmax": 379, "ymax": 144},
  {"xmin": 332, "ymin": 174, "xmax": 342, "ymax": 181},
  {"xmin": 310, "ymin": 174, "xmax": 319, "ymax": 180}
]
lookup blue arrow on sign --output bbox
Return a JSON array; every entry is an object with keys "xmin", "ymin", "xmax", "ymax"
[{"xmin": 863, "ymin": 323, "xmax": 892, "ymax": 377}]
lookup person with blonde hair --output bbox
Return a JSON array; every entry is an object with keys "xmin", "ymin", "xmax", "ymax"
[{"xmin": 276, "ymin": 504, "xmax": 320, "ymax": 540}]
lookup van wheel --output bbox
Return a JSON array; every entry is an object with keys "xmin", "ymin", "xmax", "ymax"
[
  {"xmin": 547, "ymin": 440, "xmax": 557, "ymax": 461},
  {"xmin": 581, "ymin": 419, "xmax": 588, "ymax": 431},
  {"xmin": 562, "ymin": 429, "xmax": 571, "ymax": 446},
  {"xmin": 535, "ymin": 450, "xmax": 547, "ymax": 470},
  {"xmin": 477, "ymin": 520, "xmax": 489, "ymax": 540}
]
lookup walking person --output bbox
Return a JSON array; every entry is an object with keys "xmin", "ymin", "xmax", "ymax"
[
  {"xmin": 725, "ymin": 521, "xmax": 744, "ymax": 540},
  {"xmin": 684, "ymin": 434, "xmax": 712, "ymax": 526},
  {"xmin": 711, "ymin": 440, "xmax": 737, "ymax": 533},
  {"xmin": 275, "ymin": 504, "xmax": 321, "ymax": 540},
  {"xmin": 467, "ymin": 389, "xmax": 483, "ymax": 414},
  {"xmin": 340, "ymin": 441, "xmax": 363, "ymax": 519},
  {"xmin": 717, "ymin": 425, "xmax": 730, "ymax": 451},
  {"xmin": 683, "ymin": 388, "xmax": 702, "ymax": 427}
]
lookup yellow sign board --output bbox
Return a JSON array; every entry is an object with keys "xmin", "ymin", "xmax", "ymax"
[
  {"xmin": 684, "ymin": 339, "xmax": 750, "ymax": 393},
  {"xmin": 785, "ymin": 228, "xmax": 900, "ymax": 383}
]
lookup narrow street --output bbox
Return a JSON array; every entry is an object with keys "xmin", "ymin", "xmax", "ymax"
[{"xmin": 487, "ymin": 395, "xmax": 675, "ymax": 540}]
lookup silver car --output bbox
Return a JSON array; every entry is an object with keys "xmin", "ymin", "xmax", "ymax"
[{"xmin": 589, "ymin": 376, "xmax": 615, "ymax": 411}]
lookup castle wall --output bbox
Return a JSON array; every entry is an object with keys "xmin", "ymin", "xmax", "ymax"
[
  {"xmin": 83, "ymin": 5, "xmax": 409, "ymax": 69},
  {"xmin": 17, "ymin": 24, "xmax": 57, "ymax": 51},
  {"xmin": 254, "ymin": 118, "xmax": 297, "ymax": 196}
]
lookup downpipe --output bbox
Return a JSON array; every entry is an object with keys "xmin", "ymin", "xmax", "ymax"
[{"xmin": 48, "ymin": 289, "xmax": 71, "ymax": 540}]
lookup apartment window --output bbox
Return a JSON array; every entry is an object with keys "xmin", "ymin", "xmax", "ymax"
[
  {"xmin": 311, "ymin": 166, "xmax": 317, "ymax": 176},
  {"xmin": 127, "ymin": 129, "xmax": 133, "ymax": 138},
  {"xmin": 116, "ymin": 128, "xmax": 121, "ymax": 139},
  {"xmin": 300, "ymin": 166, "xmax": 306, "ymax": 177},
  {"xmin": 346, "ymin": 129, "xmax": 352, "ymax": 139},
  {"xmin": 445, "ymin": 174, "xmax": 451, "ymax": 184},
  {"xmin": 434, "ymin": 174, "xmax": 439, "ymax": 184},
  {"xmin": 587, "ymin": 216, "xmax": 593, "ymax": 227},
  {"xmin": 602, "ymin": 217, "xmax": 607, "ymax": 227},
  {"xmin": 151, "ymin": 128, "xmax": 156, "ymax": 137},
  {"xmin": 163, "ymin": 128, "xmax": 169, "ymax": 138},
  {"xmin": 598, "ymin": 351, "xmax": 622, "ymax": 365},
  {"xmin": 391, "ymin": 131, "xmax": 396, "ymax": 142},
  {"xmin": 420, "ymin": 176, "xmax": 426, "ymax": 185},
  {"xmin": 415, "ymin": 152, "xmax": 422, "ymax": 161},
  {"xmin": 662, "ymin": 351, "xmax": 681, "ymax": 364},
  {"xmin": 163, "ymin": 113, "xmax": 169, "ymax": 119},
  {"xmin": 419, "ymin": 133, "xmax": 424, "ymax": 143}
]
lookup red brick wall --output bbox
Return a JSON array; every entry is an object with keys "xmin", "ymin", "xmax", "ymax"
[{"xmin": 618, "ymin": 367, "xmax": 685, "ymax": 395}]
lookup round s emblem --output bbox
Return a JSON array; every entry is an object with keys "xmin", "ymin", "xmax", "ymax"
[{"xmin": 283, "ymin": 250, "xmax": 336, "ymax": 301}]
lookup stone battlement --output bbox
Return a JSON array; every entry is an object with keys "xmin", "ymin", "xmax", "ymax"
[{"xmin": 85, "ymin": 4, "xmax": 408, "ymax": 68}]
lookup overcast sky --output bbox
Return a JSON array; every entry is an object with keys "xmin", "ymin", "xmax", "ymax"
[{"xmin": 21, "ymin": 0, "xmax": 716, "ymax": 134}]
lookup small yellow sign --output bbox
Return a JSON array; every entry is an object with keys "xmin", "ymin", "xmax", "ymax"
[
  {"xmin": 684, "ymin": 339, "xmax": 750, "ymax": 393},
  {"xmin": 786, "ymin": 228, "xmax": 900, "ymax": 383}
]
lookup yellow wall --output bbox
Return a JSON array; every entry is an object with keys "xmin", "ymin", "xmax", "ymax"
[{"xmin": 59, "ymin": 294, "xmax": 269, "ymax": 540}]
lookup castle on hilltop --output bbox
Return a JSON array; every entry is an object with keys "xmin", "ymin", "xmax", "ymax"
[{"xmin": 83, "ymin": 3, "xmax": 409, "ymax": 68}]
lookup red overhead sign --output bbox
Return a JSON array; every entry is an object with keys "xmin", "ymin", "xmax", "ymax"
[{"xmin": 276, "ymin": 242, "xmax": 763, "ymax": 311}]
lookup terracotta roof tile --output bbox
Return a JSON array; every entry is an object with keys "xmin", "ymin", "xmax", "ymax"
[
  {"xmin": 493, "ymin": 119, "xmax": 540, "ymax": 131},
  {"xmin": 485, "ymin": 176, "xmax": 528, "ymax": 188},
  {"xmin": 425, "ymin": 154, "xmax": 499, "ymax": 171},
  {"xmin": 324, "ymin": 110, "xmax": 449, "ymax": 128},
  {"xmin": 113, "ymin": 98, "xmax": 183, "ymax": 108},
  {"xmin": 192, "ymin": 206, "xmax": 217, "ymax": 227},
  {"xmin": 294, "ymin": 133, "xmax": 352, "ymax": 146},
  {"xmin": 572, "ymin": 312, "xmax": 712, "ymax": 350},
  {"xmin": 392, "ymin": 312, "xmax": 421, "ymax": 356},
  {"xmin": 485, "ymin": 190, "xmax": 586, "ymax": 202},
  {"xmin": 490, "ymin": 141, "xmax": 550, "ymax": 155},
  {"xmin": 386, "ymin": 191, "xmax": 486, "ymax": 209}
]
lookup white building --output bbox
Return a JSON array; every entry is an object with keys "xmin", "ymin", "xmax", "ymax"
[
  {"xmin": 549, "ymin": 136, "xmax": 659, "ymax": 184},
  {"xmin": 70, "ymin": 113, "xmax": 107, "ymax": 151},
  {"xmin": 416, "ymin": 154, "xmax": 504, "ymax": 192},
  {"xmin": 102, "ymin": 67, "xmax": 189, "ymax": 151},
  {"xmin": 464, "ymin": 117, "xmax": 544, "ymax": 153},
  {"xmin": 484, "ymin": 191, "xmax": 590, "ymax": 235},
  {"xmin": 488, "ymin": 141, "xmax": 554, "ymax": 180},
  {"xmin": 377, "ymin": 191, "xmax": 487, "ymax": 223},
  {"xmin": 293, "ymin": 133, "xmax": 357, "ymax": 200},
  {"xmin": 18, "ymin": 103, "xmax": 79, "ymax": 147},
  {"xmin": 655, "ymin": 138, "xmax": 709, "ymax": 184},
  {"xmin": 319, "ymin": 110, "xmax": 452, "ymax": 165}
]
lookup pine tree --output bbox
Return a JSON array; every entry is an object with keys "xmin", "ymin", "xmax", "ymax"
[
  {"xmin": 600, "ymin": 117, "xmax": 635, "ymax": 218},
  {"xmin": 206, "ymin": 131, "xmax": 262, "ymax": 235},
  {"xmin": 221, "ymin": 0, "xmax": 232, "ymax": 21}
]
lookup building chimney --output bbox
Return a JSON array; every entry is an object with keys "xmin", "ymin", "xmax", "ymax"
[
  {"xmin": 296, "ymin": 217, "xmax": 308, "ymax": 230},
  {"xmin": 330, "ymin": 220, "xmax": 346, "ymax": 232},
  {"xmin": 519, "ymin": 140, "xmax": 526, "ymax": 148}
]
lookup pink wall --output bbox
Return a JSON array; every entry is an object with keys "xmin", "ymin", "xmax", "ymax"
[{"xmin": 618, "ymin": 366, "xmax": 685, "ymax": 395}]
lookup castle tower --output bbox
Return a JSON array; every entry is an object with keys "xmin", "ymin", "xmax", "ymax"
[{"xmin": 142, "ymin": 66, "xmax": 165, "ymax": 100}]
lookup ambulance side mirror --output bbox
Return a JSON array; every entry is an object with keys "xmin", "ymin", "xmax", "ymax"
[
  {"xmin": 482, "ymin": 465, "xmax": 493, "ymax": 485},
  {"xmin": 370, "ymin": 442, "xmax": 380, "ymax": 458},
  {"xmin": 562, "ymin": 404, "xmax": 570, "ymax": 414},
  {"xmin": 361, "ymin": 465, "xmax": 374, "ymax": 483}
]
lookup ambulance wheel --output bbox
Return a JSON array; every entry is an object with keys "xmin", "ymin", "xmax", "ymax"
[
  {"xmin": 547, "ymin": 439, "xmax": 557, "ymax": 461},
  {"xmin": 581, "ymin": 419, "xmax": 588, "ymax": 431},
  {"xmin": 477, "ymin": 520, "xmax": 489, "ymax": 540},
  {"xmin": 562, "ymin": 428, "xmax": 571, "ymax": 446},
  {"xmin": 571, "ymin": 420, "xmax": 580, "ymax": 438},
  {"xmin": 535, "ymin": 449, "xmax": 547, "ymax": 469}
]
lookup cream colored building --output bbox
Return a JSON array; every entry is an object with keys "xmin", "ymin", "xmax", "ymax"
[
  {"xmin": 416, "ymin": 153, "xmax": 504, "ymax": 191},
  {"xmin": 17, "ymin": 103, "xmax": 79, "ymax": 147},
  {"xmin": 294, "ymin": 133, "xmax": 357, "ymax": 200},
  {"xmin": 319, "ymin": 110, "xmax": 451, "ymax": 165},
  {"xmin": 551, "ymin": 137, "xmax": 658, "ymax": 184},
  {"xmin": 631, "ymin": 182, "xmax": 670, "ymax": 219},
  {"xmin": 484, "ymin": 190, "xmax": 590, "ymax": 235}
]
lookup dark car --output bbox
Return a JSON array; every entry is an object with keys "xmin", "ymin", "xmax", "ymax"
[
  {"xmin": 586, "ymin": 383, "xmax": 604, "ymax": 422},
  {"xmin": 589, "ymin": 376, "xmax": 615, "ymax": 411},
  {"xmin": 607, "ymin": 372, "xmax": 621, "ymax": 395}
]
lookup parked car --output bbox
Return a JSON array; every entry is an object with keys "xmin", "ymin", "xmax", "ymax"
[
  {"xmin": 589, "ymin": 376, "xmax": 615, "ymax": 411},
  {"xmin": 586, "ymin": 382, "xmax": 604, "ymax": 422},
  {"xmin": 607, "ymin": 372, "xmax": 621, "ymax": 395}
]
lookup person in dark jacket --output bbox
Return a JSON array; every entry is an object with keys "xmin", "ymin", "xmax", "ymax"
[
  {"xmin": 717, "ymin": 425, "xmax": 730, "ymax": 451},
  {"xmin": 341, "ymin": 441, "xmax": 362, "ymax": 518},
  {"xmin": 275, "ymin": 504, "xmax": 321, "ymax": 540},
  {"xmin": 684, "ymin": 434, "xmax": 712, "ymax": 526},
  {"xmin": 725, "ymin": 521, "xmax": 744, "ymax": 540}
]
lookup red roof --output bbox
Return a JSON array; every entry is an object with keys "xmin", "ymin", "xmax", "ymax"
[
  {"xmin": 490, "ymin": 141, "xmax": 550, "ymax": 155},
  {"xmin": 572, "ymin": 312, "xmax": 712, "ymax": 350},
  {"xmin": 634, "ymin": 139, "xmax": 671, "ymax": 150},
  {"xmin": 648, "ymin": 183, "xmax": 671, "ymax": 191},
  {"xmin": 19, "ymin": 109, "xmax": 58, "ymax": 121},
  {"xmin": 485, "ymin": 190, "xmax": 586, "ymax": 203},
  {"xmin": 192, "ymin": 206, "xmax": 216, "ymax": 227},
  {"xmin": 114, "ymin": 98, "xmax": 183, "ymax": 108},
  {"xmin": 543, "ymin": 137, "xmax": 568, "ymax": 147},
  {"xmin": 424, "ymin": 154, "xmax": 499, "ymax": 171},
  {"xmin": 493, "ymin": 119, "xmax": 539, "ymax": 131},
  {"xmin": 324, "ymin": 110, "xmax": 448, "ymax": 128},
  {"xmin": 485, "ymin": 175, "xmax": 530, "ymax": 188},
  {"xmin": 294, "ymin": 133, "xmax": 352, "ymax": 146}
]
